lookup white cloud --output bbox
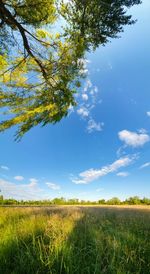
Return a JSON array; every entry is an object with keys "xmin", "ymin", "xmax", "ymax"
[
  {"xmin": 46, "ymin": 182, "xmax": 60, "ymax": 190},
  {"xmin": 117, "ymin": 172, "xmax": 129, "ymax": 177},
  {"xmin": 146, "ymin": 111, "xmax": 150, "ymax": 117},
  {"xmin": 1, "ymin": 165, "xmax": 9, "ymax": 171},
  {"xmin": 79, "ymin": 69, "xmax": 88, "ymax": 75},
  {"xmin": 87, "ymin": 119, "xmax": 104, "ymax": 133},
  {"xmin": 29, "ymin": 178, "xmax": 38, "ymax": 187},
  {"xmin": 68, "ymin": 105, "xmax": 74, "ymax": 116},
  {"xmin": 72, "ymin": 179, "xmax": 86, "ymax": 184},
  {"xmin": 140, "ymin": 162, "xmax": 150, "ymax": 169},
  {"xmin": 116, "ymin": 146, "xmax": 126, "ymax": 157},
  {"xmin": 72, "ymin": 155, "xmax": 135, "ymax": 184},
  {"xmin": 94, "ymin": 86, "xmax": 98, "ymax": 93},
  {"xmin": 14, "ymin": 175, "xmax": 24, "ymax": 181},
  {"xmin": 138, "ymin": 128, "xmax": 148, "ymax": 134},
  {"xmin": 84, "ymin": 79, "xmax": 92, "ymax": 92},
  {"xmin": 0, "ymin": 178, "xmax": 50, "ymax": 200},
  {"xmin": 78, "ymin": 59, "xmax": 90, "ymax": 76},
  {"xmin": 77, "ymin": 107, "xmax": 89, "ymax": 118},
  {"xmin": 118, "ymin": 130, "xmax": 150, "ymax": 147},
  {"xmin": 90, "ymin": 87, "xmax": 98, "ymax": 96},
  {"xmin": 96, "ymin": 188, "xmax": 104, "ymax": 192},
  {"xmin": 82, "ymin": 94, "xmax": 88, "ymax": 101},
  {"xmin": 75, "ymin": 77, "xmax": 102, "ymax": 134}
]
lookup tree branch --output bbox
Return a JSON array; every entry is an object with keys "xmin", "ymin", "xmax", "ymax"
[{"xmin": 0, "ymin": 0, "xmax": 48, "ymax": 79}]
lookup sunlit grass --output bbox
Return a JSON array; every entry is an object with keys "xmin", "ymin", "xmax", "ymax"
[{"xmin": 0, "ymin": 206, "xmax": 149, "ymax": 274}]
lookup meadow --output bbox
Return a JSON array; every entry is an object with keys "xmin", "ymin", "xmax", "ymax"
[{"xmin": 0, "ymin": 206, "xmax": 150, "ymax": 274}]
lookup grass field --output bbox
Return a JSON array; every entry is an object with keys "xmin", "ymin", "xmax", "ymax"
[{"xmin": 0, "ymin": 206, "xmax": 150, "ymax": 274}]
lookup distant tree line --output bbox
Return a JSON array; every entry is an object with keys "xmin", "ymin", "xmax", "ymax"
[{"xmin": 0, "ymin": 195, "xmax": 150, "ymax": 206}]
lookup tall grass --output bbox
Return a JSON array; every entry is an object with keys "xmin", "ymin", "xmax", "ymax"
[{"xmin": 0, "ymin": 206, "xmax": 149, "ymax": 274}]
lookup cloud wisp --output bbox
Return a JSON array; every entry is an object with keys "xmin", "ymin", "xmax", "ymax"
[
  {"xmin": 140, "ymin": 162, "xmax": 150, "ymax": 169},
  {"xmin": 116, "ymin": 172, "xmax": 129, "ymax": 177},
  {"xmin": 0, "ymin": 175, "xmax": 61, "ymax": 200},
  {"xmin": 87, "ymin": 119, "xmax": 104, "ymax": 133},
  {"xmin": 75, "ymin": 74, "xmax": 103, "ymax": 133},
  {"xmin": 118, "ymin": 130, "xmax": 150, "ymax": 148},
  {"xmin": 77, "ymin": 107, "xmax": 89, "ymax": 118},
  {"xmin": 14, "ymin": 175, "xmax": 24, "ymax": 181},
  {"xmin": 78, "ymin": 58, "xmax": 90, "ymax": 76},
  {"xmin": 1, "ymin": 165, "xmax": 9, "ymax": 171},
  {"xmin": 29, "ymin": 178, "xmax": 38, "ymax": 187},
  {"xmin": 46, "ymin": 182, "xmax": 60, "ymax": 190},
  {"xmin": 82, "ymin": 93, "xmax": 88, "ymax": 101},
  {"xmin": 0, "ymin": 178, "xmax": 50, "ymax": 200},
  {"xmin": 72, "ymin": 155, "xmax": 135, "ymax": 184}
]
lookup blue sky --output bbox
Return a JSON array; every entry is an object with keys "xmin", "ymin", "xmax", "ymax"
[{"xmin": 0, "ymin": 0, "xmax": 150, "ymax": 201}]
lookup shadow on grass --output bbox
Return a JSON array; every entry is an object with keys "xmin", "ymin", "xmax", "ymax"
[
  {"xmin": 54, "ymin": 207, "xmax": 150, "ymax": 274},
  {"xmin": 0, "ymin": 207, "xmax": 150, "ymax": 274}
]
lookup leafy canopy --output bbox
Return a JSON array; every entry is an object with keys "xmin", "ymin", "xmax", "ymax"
[{"xmin": 0, "ymin": 0, "xmax": 141, "ymax": 139}]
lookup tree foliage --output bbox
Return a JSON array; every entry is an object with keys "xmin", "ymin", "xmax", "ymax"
[
  {"xmin": 61, "ymin": 0, "xmax": 141, "ymax": 50},
  {"xmin": 0, "ymin": 0, "xmax": 141, "ymax": 139}
]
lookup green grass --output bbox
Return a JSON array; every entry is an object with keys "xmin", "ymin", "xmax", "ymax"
[{"xmin": 0, "ymin": 206, "xmax": 150, "ymax": 274}]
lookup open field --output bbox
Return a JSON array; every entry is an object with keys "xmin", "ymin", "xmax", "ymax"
[{"xmin": 0, "ymin": 206, "xmax": 150, "ymax": 274}]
